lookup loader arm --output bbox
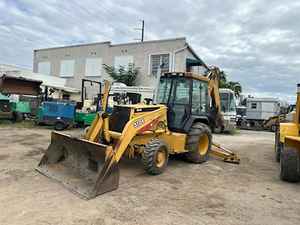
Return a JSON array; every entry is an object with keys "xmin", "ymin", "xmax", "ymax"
[
  {"xmin": 84, "ymin": 80, "xmax": 111, "ymax": 142},
  {"xmin": 109, "ymin": 107, "xmax": 168, "ymax": 163}
]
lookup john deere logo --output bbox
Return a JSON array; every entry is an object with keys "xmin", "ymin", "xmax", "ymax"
[{"xmin": 133, "ymin": 118, "xmax": 145, "ymax": 128}]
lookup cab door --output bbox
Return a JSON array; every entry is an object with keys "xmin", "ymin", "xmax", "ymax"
[{"xmin": 167, "ymin": 77, "xmax": 192, "ymax": 132}]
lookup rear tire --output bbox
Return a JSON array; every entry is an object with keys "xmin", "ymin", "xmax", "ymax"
[
  {"xmin": 275, "ymin": 131, "xmax": 282, "ymax": 162},
  {"xmin": 142, "ymin": 139, "xmax": 169, "ymax": 175},
  {"xmin": 280, "ymin": 146, "xmax": 300, "ymax": 182},
  {"xmin": 13, "ymin": 112, "xmax": 23, "ymax": 122},
  {"xmin": 271, "ymin": 124, "xmax": 277, "ymax": 132},
  {"xmin": 54, "ymin": 121, "xmax": 66, "ymax": 131},
  {"xmin": 241, "ymin": 120, "xmax": 248, "ymax": 129},
  {"xmin": 214, "ymin": 125, "xmax": 224, "ymax": 134},
  {"xmin": 185, "ymin": 122, "xmax": 212, "ymax": 163}
]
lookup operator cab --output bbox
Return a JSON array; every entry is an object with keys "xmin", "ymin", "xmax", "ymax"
[{"xmin": 157, "ymin": 72, "xmax": 210, "ymax": 132}]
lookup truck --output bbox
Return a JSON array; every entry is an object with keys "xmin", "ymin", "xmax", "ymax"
[{"xmin": 217, "ymin": 88, "xmax": 237, "ymax": 132}]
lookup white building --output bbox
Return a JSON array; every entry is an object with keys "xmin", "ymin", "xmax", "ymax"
[{"xmin": 33, "ymin": 37, "xmax": 207, "ymax": 98}]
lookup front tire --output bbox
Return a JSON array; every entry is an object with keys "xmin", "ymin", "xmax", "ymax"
[
  {"xmin": 280, "ymin": 146, "xmax": 300, "ymax": 182},
  {"xmin": 185, "ymin": 122, "xmax": 212, "ymax": 163},
  {"xmin": 142, "ymin": 139, "xmax": 169, "ymax": 175}
]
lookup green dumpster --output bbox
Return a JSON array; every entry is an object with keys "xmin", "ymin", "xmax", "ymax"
[{"xmin": 10, "ymin": 101, "xmax": 31, "ymax": 114}]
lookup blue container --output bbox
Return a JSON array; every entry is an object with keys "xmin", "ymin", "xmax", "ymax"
[{"xmin": 37, "ymin": 101, "xmax": 76, "ymax": 130}]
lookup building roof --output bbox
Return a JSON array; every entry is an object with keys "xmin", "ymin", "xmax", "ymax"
[
  {"xmin": 220, "ymin": 88, "xmax": 235, "ymax": 94},
  {"xmin": 34, "ymin": 37, "xmax": 187, "ymax": 52},
  {"xmin": 34, "ymin": 37, "xmax": 206, "ymax": 69},
  {"xmin": 247, "ymin": 97, "xmax": 279, "ymax": 102},
  {"xmin": 0, "ymin": 64, "xmax": 80, "ymax": 93}
]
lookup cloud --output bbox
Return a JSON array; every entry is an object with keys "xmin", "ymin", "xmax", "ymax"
[{"xmin": 0, "ymin": 0, "xmax": 299, "ymax": 103}]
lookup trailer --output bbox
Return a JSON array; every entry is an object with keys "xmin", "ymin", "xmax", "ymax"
[
  {"xmin": 238, "ymin": 97, "xmax": 281, "ymax": 130},
  {"xmin": 36, "ymin": 101, "xmax": 76, "ymax": 130}
]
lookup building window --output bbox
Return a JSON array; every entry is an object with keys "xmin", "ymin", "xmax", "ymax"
[
  {"xmin": 251, "ymin": 103, "xmax": 257, "ymax": 109},
  {"xmin": 114, "ymin": 56, "xmax": 134, "ymax": 70},
  {"xmin": 85, "ymin": 58, "xmax": 102, "ymax": 77},
  {"xmin": 38, "ymin": 61, "xmax": 51, "ymax": 75},
  {"xmin": 150, "ymin": 54, "xmax": 170, "ymax": 76},
  {"xmin": 60, "ymin": 60, "xmax": 75, "ymax": 77}
]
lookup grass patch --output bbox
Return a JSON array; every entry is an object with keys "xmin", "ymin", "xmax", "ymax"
[
  {"xmin": 0, "ymin": 120, "xmax": 36, "ymax": 128},
  {"xmin": 219, "ymin": 128, "xmax": 240, "ymax": 135},
  {"xmin": 229, "ymin": 128, "xmax": 240, "ymax": 135}
]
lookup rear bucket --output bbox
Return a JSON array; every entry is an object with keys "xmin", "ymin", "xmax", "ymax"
[{"xmin": 36, "ymin": 132, "xmax": 119, "ymax": 199}]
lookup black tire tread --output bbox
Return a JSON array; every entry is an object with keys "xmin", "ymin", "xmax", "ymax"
[
  {"xmin": 275, "ymin": 131, "xmax": 282, "ymax": 162},
  {"xmin": 54, "ymin": 121, "xmax": 66, "ymax": 131},
  {"xmin": 280, "ymin": 147, "xmax": 300, "ymax": 182},
  {"xmin": 185, "ymin": 122, "xmax": 212, "ymax": 163},
  {"xmin": 142, "ymin": 139, "xmax": 168, "ymax": 175}
]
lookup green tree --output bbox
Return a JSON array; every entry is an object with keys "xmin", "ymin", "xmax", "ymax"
[
  {"xmin": 103, "ymin": 63, "xmax": 139, "ymax": 86},
  {"xmin": 219, "ymin": 71, "xmax": 242, "ymax": 97}
]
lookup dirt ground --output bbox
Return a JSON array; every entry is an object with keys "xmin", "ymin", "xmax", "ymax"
[{"xmin": 0, "ymin": 127, "xmax": 300, "ymax": 225}]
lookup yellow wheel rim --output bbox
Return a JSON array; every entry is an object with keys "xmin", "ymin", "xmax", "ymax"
[
  {"xmin": 156, "ymin": 149, "xmax": 166, "ymax": 168},
  {"xmin": 198, "ymin": 134, "xmax": 209, "ymax": 156}
]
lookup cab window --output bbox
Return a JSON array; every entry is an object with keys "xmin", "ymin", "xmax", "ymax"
[
  {"xmin": 173, "ymin": 77, "xmax": 190, "ymax": 104},
  {"xmin": 157, "ymin": 77, "xmax": 172, "ymax": 104},
  {"xmin": 192, "ymin": 79, "xmax": 208, "ymax": 114}
]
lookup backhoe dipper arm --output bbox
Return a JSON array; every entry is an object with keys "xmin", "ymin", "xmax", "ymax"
[
  {"xmin": 211, "ymin": 143, "xmax": 240, "ymax": 164},
  {"xmin": 207, "ymin": 67, "xmax": 224, "ymax": 128}
]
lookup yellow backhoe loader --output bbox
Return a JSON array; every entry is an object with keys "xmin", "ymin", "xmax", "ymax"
[
  {"xmin": 36, "ymin": 69, "xmax": 239, "ymax": 199},
  {"xmin": 275, "ymin": 84, "xmax": 300, "ymax": 182}
]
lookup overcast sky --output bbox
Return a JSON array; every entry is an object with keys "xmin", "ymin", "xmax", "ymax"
[{"xmin": 0, "ymin": 0, "xmax": 299, "ymax": 103}]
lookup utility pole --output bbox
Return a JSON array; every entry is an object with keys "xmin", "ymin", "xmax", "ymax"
[
  {"xmin": 141, "ymin": 20, "xmax": 144, "ymax": 42},
  {"xmin": 134, "ymin": 20, "xmax": 145, "ymax": 42}
]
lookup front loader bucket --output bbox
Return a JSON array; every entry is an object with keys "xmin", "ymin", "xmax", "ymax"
[{"xmin": 36, "ymin": 132, "xmax": 119, "ymax": 199}]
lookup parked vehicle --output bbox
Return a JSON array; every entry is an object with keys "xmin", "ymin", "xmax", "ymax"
[
  {"xmin": 237, "ymin": 97, "xmax": 283, "ymax": 130},
  {"xmin": 37, "ymin": 69, "xmax": 239, "ymax": 199},
  {"xmin": 76, "ymin": 81, "xmax": 155, "ymax": 126},
  {"xmin": 0, "ymin": 93, "xmax": 30, "ymax": 122},
  {"xmin": 275, "ymin": 84, "xmax": 300, "ymax": 181},
  {"xmin": 75, "ymin": 79, "xmax": 102, "ymax": 127},
  {"xmin": 218, "ymin": 89, "xmax": 236, "ymax": 132},
  {"xmin": 36, "ymin": 101, "xmax": 76, "ymax": 130}
]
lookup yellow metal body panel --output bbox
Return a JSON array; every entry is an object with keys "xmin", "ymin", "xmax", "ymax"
[
  {"xmin": 161, "ymin": 132, "xmax": 187, "ymax": 153},
  {"xmin": 280, "ymin": 123, "xmax": 299, "ymax": 143},
  {"xmin": 279, "ymin": 87, "xmax": 300, "ymax": 150},
  {"xmin": 285, "ymin": 136, "xmax": 300, "ymax": 151},
  {"xmin": 286, "ymin": 136, "xmax": 300, "ymax": 142},
  {"xmin": 85, "ymin": 113, "xmax": 102, "ymax": 142},
  {"xmin": 131, "ymin": 132, "xmax": 187, "ymax": 154},
  {"xmin": 295, "ymin": 90, "xmax": 300, "ymax": 125}
]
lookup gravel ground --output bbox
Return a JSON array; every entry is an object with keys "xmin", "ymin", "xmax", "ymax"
[{"xmin": 0, "ymin": 127, "xmax": 300, "ymax": 225}]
